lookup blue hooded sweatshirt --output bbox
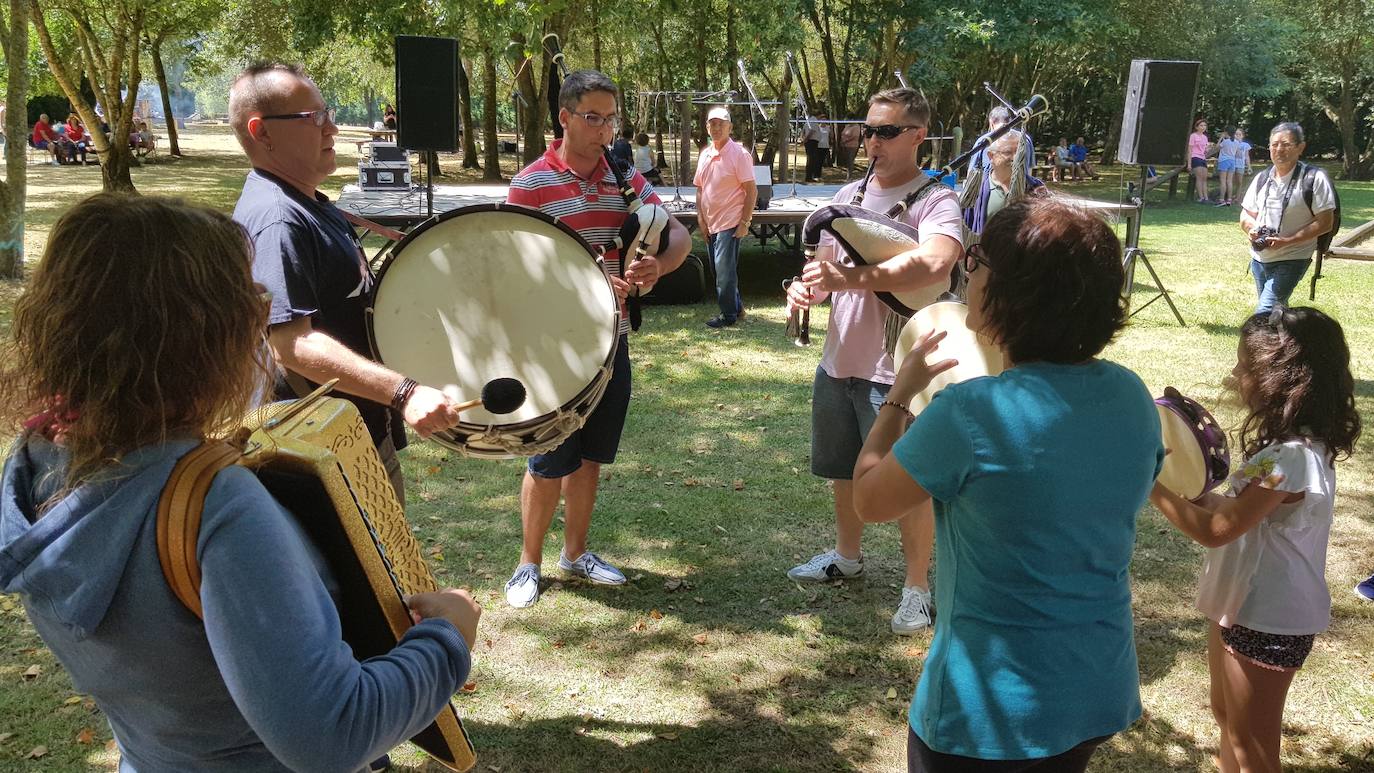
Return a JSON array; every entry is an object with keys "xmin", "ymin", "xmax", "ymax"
[{"xmin": 0, "ymin": 435, "xmax": 471, "ymax": 772}]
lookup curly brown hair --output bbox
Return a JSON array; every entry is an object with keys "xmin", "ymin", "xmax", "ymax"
[
  {"xmin": 977, "ymin": 198, "xmax": 1128, "ymax": 364},
  {"xmin": 1237, "ymin": 307, "xmax": 1361, "ymax": 462},
  {"xmin": 0, "ymin": 194, "xmax": 270, "ymax": 490}
]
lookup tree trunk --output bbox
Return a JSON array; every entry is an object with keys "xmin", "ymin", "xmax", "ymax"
[
  {"xmin": 591, "ymin": 0, "xmax": 602, "ymax": 71},
  {"xmin": 150, "ymin": 35, "xmax": 180, "ymax": 156},
  {"xmin": 481, "ymin": 45, "xmax": 502, "ymax": 181},
  {"xmin": 457, "ymin": 51, "xmax": 480, "ymax": 169},
  {"xmin": 31, "ymin": 0, "xmax": 142, "ymax": 193},
  {"xmin": 511, "ymin": 34, "xmax": 544, "ymax": 163},
  {"xmin": 0, "ymin": 0, "xmax": 29, "ymax": 278},
  {"xmin": 774, "ymin": 58, "xmax": 792, "ymax": 182},
  {"xmin": 1099, "ymin": 105, "xmax": 1123, "ymax": 165}
]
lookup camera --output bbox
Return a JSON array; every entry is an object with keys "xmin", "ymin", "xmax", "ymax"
[{"xmin": 1252, "ymin": 226, "xmax": 1279, "ymax": 250}]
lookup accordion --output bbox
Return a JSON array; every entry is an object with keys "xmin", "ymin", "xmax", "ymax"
[{"xmin": 160, "ymin": 390, "xmax": 476, "ymax": 771}]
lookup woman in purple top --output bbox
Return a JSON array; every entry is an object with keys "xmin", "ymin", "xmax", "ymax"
[{"xmin": 1188, "ymin": 118, "xmax": 1212, "ymax": 203}]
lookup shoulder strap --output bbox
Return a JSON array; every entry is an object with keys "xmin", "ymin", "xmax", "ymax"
[
  {"xmin": 156, "ymin": 441, "xmax": 242, "ymax": 620},
  {"xmin": 1300, "ymin": 162, "xmax": 1317, "ymax": 214}
]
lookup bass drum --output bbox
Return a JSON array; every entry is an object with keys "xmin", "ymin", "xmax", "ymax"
[{"xmin": 368, "ymin": 204, "xmax": 620, "ymax": 458}]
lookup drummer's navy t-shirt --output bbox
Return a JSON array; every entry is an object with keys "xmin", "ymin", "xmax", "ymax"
[
  {"xmin": 892, "ymin": 360, "xmax": 1162, "ymax": 759},
  {"xmin": 233, "ymin": 168, "xmax": 405, "ymax": 451}
]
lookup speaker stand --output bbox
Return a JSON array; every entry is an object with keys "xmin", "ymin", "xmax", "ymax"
[{"xmin": 1123, "ymin": 168, "xmax": 1185, "ymax": 325}]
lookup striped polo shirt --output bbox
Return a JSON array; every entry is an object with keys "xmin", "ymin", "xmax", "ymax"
[{"xmin": 508, "ymin": 140, "xmax": 662, "ymax": 335}]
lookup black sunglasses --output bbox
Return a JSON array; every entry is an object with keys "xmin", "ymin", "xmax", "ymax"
[
  {"xmin": 862, "ymin": 124, "xmax": 920, "ymax": 140},
  {"xmin": 963, "ymin": 243, "xmax": 990, "ymax": 274}
]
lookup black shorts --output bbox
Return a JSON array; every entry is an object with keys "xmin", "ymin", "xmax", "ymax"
[
  {"xmin": 1220, "ymin": 624, "xmax": 1314, "ymax": 672},
  {"xmin": 527, "ymin": 335, "xmax": 631, "ymax": 478},
  {"xmin": 1190, "ymin": 157, "xmax": 1208, "ymax": 169}
]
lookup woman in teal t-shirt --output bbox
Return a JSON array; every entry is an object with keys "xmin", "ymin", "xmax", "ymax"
[{"xmin": 854, "ymin": 199, "xmax": 1163, "ymax": 772}]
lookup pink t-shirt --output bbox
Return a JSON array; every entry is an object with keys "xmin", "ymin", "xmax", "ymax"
[
  {"xmin": 693, "ymin": 139, "xmax": 754, "ymax": 235},
  {"xmin": 1188, "ymin": 132, "xmax": 1209, "ymax": 160},
  {"xmin": 815, "ymin": 176, "xmax": 964, "ymax": 384}
]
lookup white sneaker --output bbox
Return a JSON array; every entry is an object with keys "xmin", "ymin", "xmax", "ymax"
[
  {"xmin": 558, "ymin": 551, "xmax": 626, "ymax": 585},
  {"xmin": 786, "ymin": 549, "xmax": 864, "ymax": 582},
  {"xmin": 892, "ymin": 585, "xmax": 933, "ymax": 635},
  {"xmin": 505, "ymin": 562, "xmax": 541, "ymax": 608}
]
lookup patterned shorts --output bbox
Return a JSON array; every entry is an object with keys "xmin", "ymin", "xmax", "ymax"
[{"xmin": 1221, "ymin": 624, "xmax": 1315, "ymax": 671}]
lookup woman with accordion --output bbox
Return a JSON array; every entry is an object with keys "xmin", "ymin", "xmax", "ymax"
[{"xmin": 0, "ymin": 195, "xmax": 480, "ymax": 772}]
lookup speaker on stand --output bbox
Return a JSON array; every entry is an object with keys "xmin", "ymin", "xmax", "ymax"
[
  {"xmin": 395, "ymin": 35, "xmax": 460, "ymax": 217},
  {"xmin": 1116, "ymin": 59, "xmax": 1198, "ymax": 326}
]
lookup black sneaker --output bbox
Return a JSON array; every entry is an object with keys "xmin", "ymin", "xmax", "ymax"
[{"xmin": 705, "ymin": 316, "xmax": 736, "ymax": 329}]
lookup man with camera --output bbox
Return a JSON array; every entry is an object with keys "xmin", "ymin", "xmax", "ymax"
[{"xmin": 1239, "ymin": 122, "xmax": 1336, "ymax": 313}]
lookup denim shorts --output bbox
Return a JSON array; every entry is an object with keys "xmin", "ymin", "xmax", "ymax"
[
  {"xmin": 1217, "ymin": 158, "xmax": 1237, "ymax": 173},
  {"xmin": 811, "ymin": 366, "xmax": 890, "ymax": 480},
  {"xmin": 528, "ymin": 335, "xmax": 631, "ymax": 478},
  {"xmin": 1190, "ymin": 157, "xmax": 1208, "ymax": 169},
  {"xmin": 1221, "ymin": 624, "xmax": 1314, "ymax": 672}
]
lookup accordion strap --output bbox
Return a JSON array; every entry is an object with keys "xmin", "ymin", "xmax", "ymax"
[{"xmin": 155, "ymin": 441, "xmax": 242, "ymax": 620}]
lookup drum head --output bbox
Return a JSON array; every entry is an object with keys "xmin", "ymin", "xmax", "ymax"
[
  {"xmin": 371, "ymin": 205, "xmax": 617, "ymax": 427},
  {"xmin": 894, "ymin": 302, "xmax": 1004, "ymax": 415},
  {"xmin": 1156, "ymin": 404, "xmax": 1208, "ymax": 501}
]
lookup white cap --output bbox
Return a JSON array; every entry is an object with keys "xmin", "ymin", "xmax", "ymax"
[{"xmin": 706, "ymin": 106, "xmax": 731, "ymax": 122}]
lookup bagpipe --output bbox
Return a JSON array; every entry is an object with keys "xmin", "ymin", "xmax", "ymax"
[
  {"xmin": 786, "ymin": 94, "xmax": 1048, "ymax": 347},
  {"xmin": 544, "ymin": 33, "xmax": 670, "ymax": 332}
]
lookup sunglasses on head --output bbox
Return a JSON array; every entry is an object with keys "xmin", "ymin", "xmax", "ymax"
[{"xmin": 861, "ymin": 124, "xmax": 920, "ymax": 140}]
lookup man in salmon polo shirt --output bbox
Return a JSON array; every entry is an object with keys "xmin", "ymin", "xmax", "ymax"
[{"xmin": 694, "ymin": 105, "xmax": 757, "ymax": 329}]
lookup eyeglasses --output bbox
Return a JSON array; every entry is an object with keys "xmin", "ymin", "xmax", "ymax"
[
  {"xmin": 572, "ymin": 111, "xmax": 621, "ymax": 130},
  {"xmin": 963, "ymin": 243, "xmax": 990, "ymax": 274},
  {"xmin": 861, "ymin": 124, "xmax": 920, "ymax": 140},
  {"xmin": 1269, "ymin": 140, "xmax": 1297, "ymax": 149},
  {"xmin": 261, "ymin": 108, "xmax": 336, "ymax": 127}
]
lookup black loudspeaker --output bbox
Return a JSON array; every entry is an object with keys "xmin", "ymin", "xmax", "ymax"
[
  {"xmin": 1117, "ymin": 60, "xmax": 1201, "ymax": 166},
  {"xmin": 642, "ymin": 254, "xmax": 706, "ymax": 305},
  {"xmin": 395, "ymin": 36, "xmax": 459, "ymax": 152}
]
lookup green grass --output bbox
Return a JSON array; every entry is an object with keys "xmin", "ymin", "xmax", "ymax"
[{"xmin": 1, "ymin": 128, "xmax": 1373, "ymax": 771}]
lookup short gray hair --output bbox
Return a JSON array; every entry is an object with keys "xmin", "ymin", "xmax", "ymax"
[
  {"xmin": 559, "ymin": 69, "xmax": 619, "ymax": 111},
  {"xmin": 988, "ymin": 106, "xmax": 1013, "ymax": 129},
  {"xmin": 1270, "ymin": 122, "xmax": 1304, "ymax": 144},
  {"xmin": 229, "ymin": 62, "xmax": 310, "ymax": 145}
]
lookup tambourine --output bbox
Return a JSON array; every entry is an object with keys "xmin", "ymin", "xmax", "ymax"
[
  {"xmin": 893, "ymin": 302, "xmax": 1004, "ymax": 416},
  {"xmin": 1154, "ymin": 386, "xmax": 1230, "ymax": 501}
]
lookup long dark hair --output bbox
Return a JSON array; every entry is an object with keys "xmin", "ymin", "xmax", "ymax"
[{"xmin": 1237, "ymin": 307, "xmax": 1360, "ymax": 462}]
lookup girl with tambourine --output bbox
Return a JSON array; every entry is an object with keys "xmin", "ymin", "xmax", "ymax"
[
  {"xmin": 852, "ymin": 198, "xmax": 1163, "ymax": 772},
  {"xmin": 1149, "ymin": 307, "xmax": 1360, "ymax": 773}
]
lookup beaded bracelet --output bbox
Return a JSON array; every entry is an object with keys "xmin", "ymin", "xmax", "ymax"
[
  {"xmin": 390, "ymin": 377, "xmax": 418, "ymax": 412},
  {"xmin": 879, "ymin": 400, "xmax": 914, "ymax": 419}
]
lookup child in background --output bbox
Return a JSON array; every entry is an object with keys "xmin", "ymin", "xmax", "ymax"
[
  {"xmin": 1150, "ymin": 307, "xmax": 1361, "ymax": 773},
  {"xmin": 1231, "ymin": 128, "xmax": 1253, "ymax": 192},
  {"xmin": 1215, "ymin": 127, "xmax": 1237, "ymax": 206}
]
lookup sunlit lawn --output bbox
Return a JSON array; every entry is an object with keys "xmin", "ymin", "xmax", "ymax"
[{"xmin": 1, "ymin": 125, "xmax": 1372, "ymax": 771}]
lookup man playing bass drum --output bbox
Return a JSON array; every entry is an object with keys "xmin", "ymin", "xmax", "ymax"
[{"xmin": 785, "ymin": 88, "xmax": 964, "ymax": 636}]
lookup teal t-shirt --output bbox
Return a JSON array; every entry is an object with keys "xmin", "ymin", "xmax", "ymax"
[{"xmin": 893, "ymin": 360, "xmax": 1163, "ymax": 759}]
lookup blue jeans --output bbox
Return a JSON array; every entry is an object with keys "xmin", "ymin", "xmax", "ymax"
[
  {"xmin": 708, "ymin": 229, "xmax": 743, "ymax": 321},
  {"xmin": 1250, "ymin": 257, "xmax": 1311, "ymax": 314}
]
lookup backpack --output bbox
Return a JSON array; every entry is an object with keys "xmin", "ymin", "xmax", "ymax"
[{"xmin": 1253, "ymin": 162, "xmax": 1342, "ymax": 253}]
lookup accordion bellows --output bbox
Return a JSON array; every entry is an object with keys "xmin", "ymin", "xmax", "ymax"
[{"xmin": 238, "ymin": 397, "xmax": 477, "ymax": 772}]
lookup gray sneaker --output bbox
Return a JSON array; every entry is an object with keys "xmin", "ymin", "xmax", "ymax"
[
  {"xmin": 505, "ymin": 562, "xmax": 541, "ymax": 608},
  {"xmin": 558, "ymin": 551, "xmax": 626, "ymax": 585},
  {"xmin": 787, "ymin": 549, "xmax": 864, "ymax": 582},
  {"xmin": 892, "ymin": 585, "xmax": 933, "ymax": 635}
]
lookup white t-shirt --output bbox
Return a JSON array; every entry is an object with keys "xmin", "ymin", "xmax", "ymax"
[
  {"xmin": 633, "ymin": 144, "xmax": 654, "ymax": 174},
  {"xmin": 1230, "ymin": 141, "xmax": 1252, "ymax": 166},
  {"xmin": 1195, "ymin": 439, "xmax": 1336, "ymax": 635},
  {"xmin": 1240, "ymin": 164, "xmax": 1337, "ymax": 264}
]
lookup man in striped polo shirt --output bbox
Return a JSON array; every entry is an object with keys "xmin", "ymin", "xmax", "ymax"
[{"xmin": 504, "ymin": 69, "xmax": 691, "ymax": 608}]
